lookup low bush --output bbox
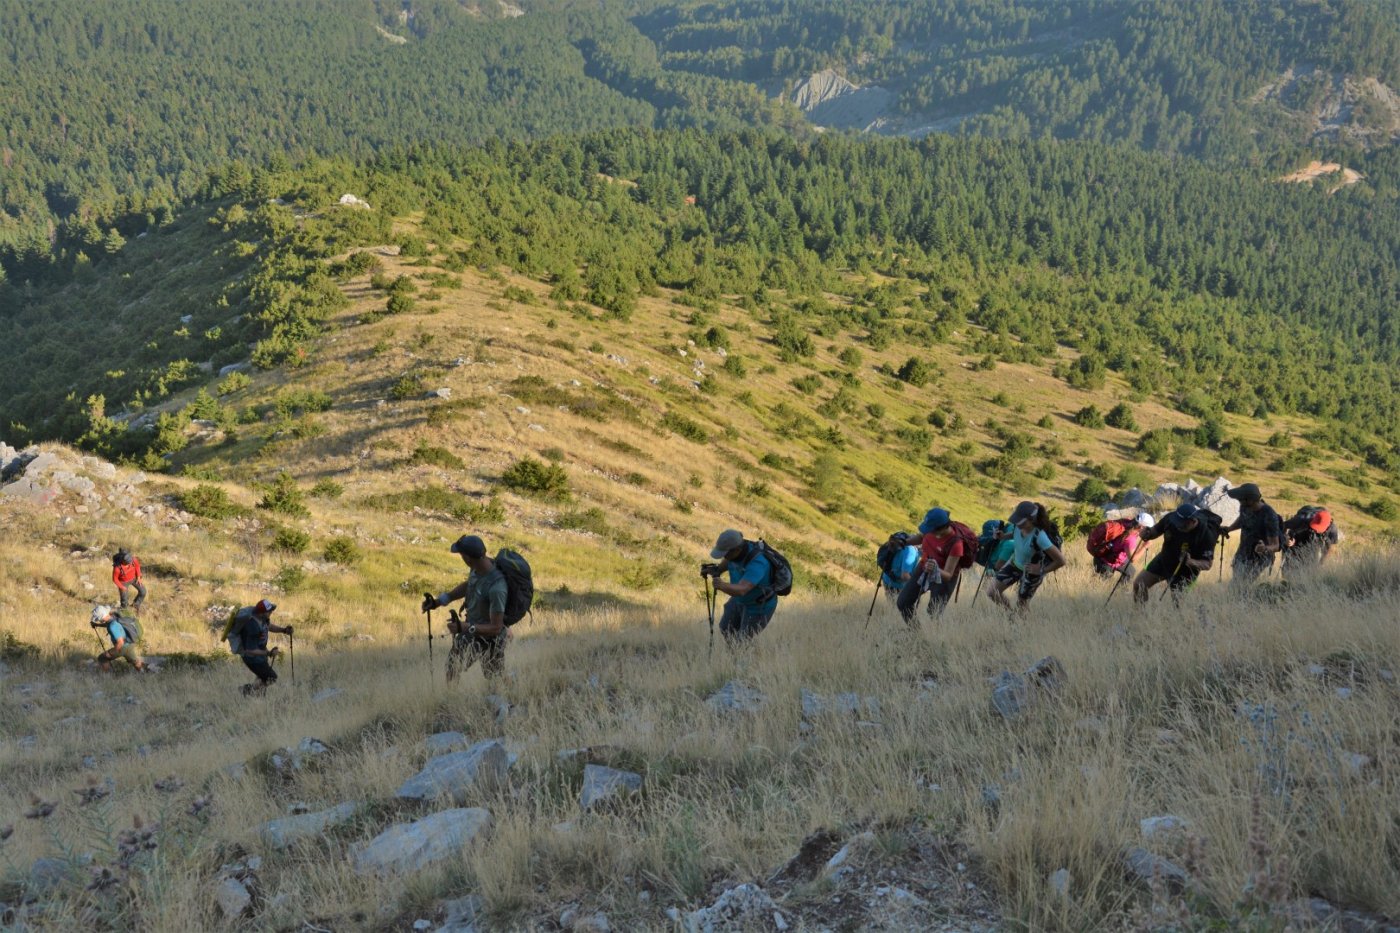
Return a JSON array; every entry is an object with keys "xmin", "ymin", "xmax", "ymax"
[
  {"xmin": 180, "ymin": 484, "xmax": 242, "ymax": 520},
  {"xmin": 502, "ymin": 457, "xmax": 571, "ymax": 501},
  {"xmin": 323, "ymin": 536, "xmax": 361, "ymax": 565}
]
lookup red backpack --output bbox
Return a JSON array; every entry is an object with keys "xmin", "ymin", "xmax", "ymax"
[
  {"xmin": 1085, "ymin": 520, "xmax": 1127, "ymax": 559},
  {"xmin": 949, "ymin": 521, "xmax": 979, "ymax": 570}
]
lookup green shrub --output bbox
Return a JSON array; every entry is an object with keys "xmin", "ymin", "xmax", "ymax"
[
  {"xmin": 363, "ymin": 486, "xmax": 504, "ymax": 522},
  {"xmin": 309, "ymin": 478, "xmax": 344, "ymax": 498},
  {"xmin": 896, "ymin": 357, "xmax": 933, "ymax": 387},
  {"xmin": 1105, "ymin": 403, "xmax": 1139, "ymax": 431},
  {"xmin": 180, "ymin": 484, "xmax": 242, "ymax": 520},
  {"xmin": 272, "ymin": 564, "xmax": 305, "ymax": 592},
  {"xmin": 271, "ymin": 525, "xmax": 310, "ymax": 554},
  {"xmin": 408, "ymin": 443, "xmax": 465, "ymax": 470},
  {"xmin": 557, "ymin": 507, "xmax": 610, "ymax": 536},
  {"xmin": 722, "ymin": 355, "xmax": 747, "ymax": 378},
  {"xmin": 838, "ymin": 346, "xmax": 863, "ymax": 368},
  {"xmin": 1036, "ymin": 414, "xmax": 1054, "ymax": 429},
  {"xmin": 541, "ymin": 447, "xmax": 566, "ymax": 462},
  {"xmin": 660, "ymin": 411, "xmax": 709, "ymax": 443},
  {"xmin": 388, "ymin": 374, "xmax": 424, "ymax": 401},
  {"xmin": 1073, "ymin": 405, "xmax": 1106, "ymax": 428},
  {"xmin": 323, "ymin": 536, "xmax": 361, "ymax": 565},
  {"xmin": 218, "ymin": 371, "xmax": 252, "ymax": 395},
  {"xmin": 1073, "ymin": 477, "xmax": 1110, "ymax": 504},
  {"xmin": 258, "ymin": 472, "xmax": 309, "ymax": 517},
  {"xmin": 791, "ymin": 374, "xmax": 822, "ymax": 393},
  {"xmin": 502, "ymin": 457, "xmax": 571, "ymax": 500},
  {"xmin": 1366, "ymin": 496, "xmax": 1399, "ymax": 521}
]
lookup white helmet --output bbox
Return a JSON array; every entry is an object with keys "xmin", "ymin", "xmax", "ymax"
[
  {"xmin": 1135, "ymin": 512, "xmax": 1156, "ymax": 529},
  {"xmin": 90, "ymin": 605, "xmax": 112, "ymax": 626}
]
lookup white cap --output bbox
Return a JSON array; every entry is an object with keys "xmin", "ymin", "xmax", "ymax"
[
  {"xmin": 91, "ymin": 605, "xmax": 112, "ymax": 625},
  {"xmin": 1136, "ymin": 512, "xmax": 1156, "ymax": 529}
]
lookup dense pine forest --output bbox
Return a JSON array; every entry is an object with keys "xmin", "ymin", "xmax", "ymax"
[{"xmin": 5, "ymin": 129, "xmax": 1400, "ymax": 483}]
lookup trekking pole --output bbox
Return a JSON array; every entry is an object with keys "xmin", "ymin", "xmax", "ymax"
[
  {"xmin": 1161, "ymin": 546, "xmax": 1188, "ymax": 602},
  {"xmin": 422, "ymin": 594, "xmax": 435, "ymax": 683},
  {"xmin": 1105, "ymin": 568, "xmax": 1127, "ymax": 607},
  {"xmin": 952, "ymin": 571, "xmax": 963, "ymax": 604},
  {"xmin": 705, "ymin": 576, "xmax": 716, "ymax": 660},
  {"xmin": 288, "ymin": 630, "xmax": 295, "ymax": 686},
  {"xmin": 864, "ymin": 578, "xmax": 882, "ymax": 629},
  {"xmin": 970, "ymin": 567, "xmax": 989, "ymax": 609},
  {"xmin": 1218, "ymin": 537, "xmax": 1226, "ymax": 582}
]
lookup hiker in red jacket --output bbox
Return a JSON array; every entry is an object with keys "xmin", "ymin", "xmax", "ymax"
[{"xmin": 111, "ymin": 549, "xmax": 147, "ymax": 611}]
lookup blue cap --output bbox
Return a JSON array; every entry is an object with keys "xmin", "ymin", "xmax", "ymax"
[
  {"xmin": 918, "ymin": 508, "xmax": 951, "ymax": 534},
  {"xmin": 450, "ymin": 535, "xmax": 486, "ymax": 559}
]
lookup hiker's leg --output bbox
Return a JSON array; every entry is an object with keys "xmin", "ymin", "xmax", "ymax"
[
  {"xmin": 926, "ymin": 577, "xmax": 956, "ymax": 618},
  {"xmin": 718, "ymin": 600, "xmax": 746, "ymax": 644},
  {"xmin": 1016, "ymin": 571, "xmax": 1045, "ymax": 610},
  {"xmin": 735, "ymin": 608, "xmax": 772, "ymax": 641},
  {"xmin": 988, "ymin": 566, "xmax": 1019, "ymax": 610},
  {"xmin": 479, "ymin": 636, "xmax": 506, "ymax": 679},
  {"xmin": 1133, "ymin": 570, "xmax": 1164, "ymax": 603},
  {"xmin": 119, "ymin": 643, "xmax": 143, "ymax": 670},
  {"xmin": 895, "ymin": 576, "xmax": 923, "ymax": 626},
  {"xmin": 117, "ymin": 586, "xmax": 130, "ymax": 609},
  {"xmin": 243, "ymin": 655, "xmax": 277, "ymax": 689},
  {"xmin": 131, "ymin": 580, "xmax": 146, "ymax": 610},
  {"xmin": 446, "ymin": 635, "xmax": 476, "ymax": 682}
]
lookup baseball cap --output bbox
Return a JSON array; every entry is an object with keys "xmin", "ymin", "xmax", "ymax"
[
  {"xmin": 1168, "ymin": 503, "xmax": 1199, "ymax": 527},
  {"xmin": 450, "ymin": 534, "xmax": 487, "ymax": 559},
  {"xmin": 918, "ymin": 507, "xmax": 951, "ymax": 534},
  {"xmin": 1135, "ymin": 512, "xmax": 1156, "ymax": 529},
  {"xmin": 1309, "ymin": 509, "xmax": 1332, "ymax": 533},
  {"xmin": 91, "ymin": 605, "xmax": 112, "ymax": 625},
  {"xmin": 710, "ymin": 529, "xmax": 744, "ymax": 558},
  {"xmin": 1008, "ymin": 501, "xmax": 1038, "ymax": 525},
  {"xmin": 254, "ymin": 599, "xmax": 277, "ymax": 614},
  {"xmin": 1226, "ymin": 483, "xmax": 1261, "ymax": 502}
]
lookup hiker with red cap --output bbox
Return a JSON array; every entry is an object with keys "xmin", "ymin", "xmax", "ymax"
[
  {"xmin": 1282, "ymin": 506, "xmax": 1339, "ymax": 572},
  {"xmin": 1220, "ymin": 483, "xmax": 1281, "ymax": 588},
  {"xmin": 111, "ymin": 548, "xmax": 146, "ymax": 612},
  {"xmin": 1132, "ymin": 503, "xmax": 1219, "ymax": 602},
  {"xmin": 988, "ymin": 501, "xmax": 1066, "ymax": 613},
  {"xmin": 898, "ymin": 508, "xmax": 976, "ymax": 626},
  {"xmin": 227, "ymin": 599, "xmax": 292, "ymax": 696}
]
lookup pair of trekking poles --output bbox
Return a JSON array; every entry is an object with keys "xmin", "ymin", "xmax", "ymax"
[{"xmin": 863, "ymin": 567, "xmax": 969, "ymax": 629}]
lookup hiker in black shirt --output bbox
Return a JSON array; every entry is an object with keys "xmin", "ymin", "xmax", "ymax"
[
  {"xmin": 1220, "ymin": 483, "xmax": 1281, "ymax": 588},
  {"xmin": 1132, "ymin": 503, "xmax": 1218, "ymax": 602},
  {"xmin": 1282, "ymin": 507, "xmax": 1339, "ymax": 574}
]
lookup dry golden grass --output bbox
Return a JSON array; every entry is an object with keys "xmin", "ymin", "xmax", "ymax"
[{"xmin": 2, "ymin": 485, "xmax": 1397, "ymax": 930}]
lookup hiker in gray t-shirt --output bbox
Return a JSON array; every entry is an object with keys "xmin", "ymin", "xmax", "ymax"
[{"xmin": 423, "ymin": 535, "xmax": 508, "ymax": 681}]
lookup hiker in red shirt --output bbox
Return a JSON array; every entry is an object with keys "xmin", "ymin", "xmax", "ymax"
[
  {"xmin": 897, "ymin": 508, "xmax": 975, "ymax": 627},
  {"xmin": 111, "ymin": 549, "xmax": 146, "ymax": 611}
]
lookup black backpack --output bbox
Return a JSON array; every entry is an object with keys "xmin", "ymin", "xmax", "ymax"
[
  {"xmin": 876, "ymin": 532, "xmax": 912, "ymax": 577},
  {"xmin": 751, "ymin": 540, "xmax": 793, "ymax": 600},
  {"xmin": 495, "ymin": 548, "xmax": 534, "ymax": 626}
]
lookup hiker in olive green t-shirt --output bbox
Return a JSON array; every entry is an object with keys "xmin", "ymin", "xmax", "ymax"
[{"xmin": 422, "ymin": 535, "xmax": 508, "ymax": 681}]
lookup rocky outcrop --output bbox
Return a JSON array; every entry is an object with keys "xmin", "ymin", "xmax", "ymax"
[
  {"xmin": 353, "ymin": 808, "xmax": 492, "ymax": 875},
  {"xmin": 396, "ymin": 740, "xmax": 509, "ymax": 805},
  {"xmin": 788, "ymin": 69, "xmax": 895, "ymax": 131},
  {"xmin": 259, "ymin": 802, "xmax": 359, "ymax": 850}
]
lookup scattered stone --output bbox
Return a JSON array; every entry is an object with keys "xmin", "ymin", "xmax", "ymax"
[
  {"xmin": 823, "ymin": 831, "xmax": 875, "ymax": 876},
  {"xmin": 1336, "ymin": 687, "xmax": 1354, "ymax": 699},
  {"xmin": 1122, "ymin": 846, "xmax": 1189, "ymax": 893},
  {"xmin": 270, "ymin": 737, "xmax": 331, "ymax": 772},
  {"xmin": 396, "ymin": 740, "xmax": 509, "ymax": 805},
  {"xmin": 705, "ymin": 681, "xmax": 768, "ymax": 714},
  {"xmin": 29, "ymin": 857, "xmax": 74, "ymax": 893},
  {"xmin": 1306, "ymin": 663, "xmax": 1327, "ymax": 678},
  {"xmin": 424, "ymin": 731, "xmax": 469, "ymax": 755},
  {"xmin": 1139, "ymin": 815, "xmax": 1188, "ymax": 841},
  {"xmin": 800, "ymin": 688, "xmax": 880, "ymax": 719},
  {"xmin": 579, "ymin": 764, "xmax": 642, "ymax": 811},
  {"xmin": 685, "ymin": 883, "xmax": 779, "ymax": 933},
  {"xmin": 990, "ymin": 672, "xmax": 1029, "ymax": 720},
  {"xmin": 1343, "ymin": 752, "xmax": 1373, "ymax": 774},
  {"xmin": 413, "ymin": 920, "xmax": 433, "ymax": 932},
  {"xmin": 259, "ymin": 802, "xmax": 359, "ymax": 850},
  {"xmin": 311, "ymin": 687, "xmax": 345, "ymax": 703},
  {"xmin": 222, "ymin": 762, "xmax": 247, "ymax": 781},
  {"xmin": 1049, "ymin": 867, "xmax": 1071, "ymax": 898},
  {"xmin": 353, "ymin": 807, "xmax": 492, "ymax": 875},
  {"xmin": 214, "ymin": 877, "xmax": 252, "ymax": 918},
  {"xmin": 485, "ymin": 693, "xmax": 516, "ymax": 724},
  {"xmin": 556, "ymin": 745, "xmax": 618, "ymax": 765},
  {"xmin": 425, "ymin": 388, "xmax": 452, "ymax": 400},
  {"xmin": 438, "ymin": 894, "xmax": 484, "ymax": 932}
]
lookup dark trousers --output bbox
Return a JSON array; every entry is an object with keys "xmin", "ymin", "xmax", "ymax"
[
  {"xmin": 719, "ymin": 601, "xmax": 772, "ymax": 645},
  {"xmin": 242, "ymin": 654, "xmax": 277, "ymax": 685},
  {"xmin": 448, "ymin": 633, "xmax": 505, "ymax": 681},
  {"xmin": 897, "ymin": 574, "xmax": 954, "ymax": 626},
  {"xmin": 119, "ymin": 579, "xmax": 147, "ymax": 609}
]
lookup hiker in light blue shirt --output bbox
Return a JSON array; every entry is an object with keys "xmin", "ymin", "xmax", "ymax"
[
  {"xmin": 882, "ymin": 543, "xmax": 920, "ymax": 591},
  {"xmin": 705, "ymin": 528, "xmax": 778, "ymax": 644}
]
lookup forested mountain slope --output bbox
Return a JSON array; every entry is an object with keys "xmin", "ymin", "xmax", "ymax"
[{"xmin": 4, "ymin": 0, "xmax": 1400, "ymax": 259}]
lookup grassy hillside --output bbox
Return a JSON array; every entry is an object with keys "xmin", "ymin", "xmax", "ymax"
[{"xmin": 1, "ymin": 480, "xmax": 1397, "ymax": 930}]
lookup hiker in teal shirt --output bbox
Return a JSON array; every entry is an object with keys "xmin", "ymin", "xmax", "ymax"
[{"xmin": 704, "ymin": 529, "xmax": 778, "ymax": 644}]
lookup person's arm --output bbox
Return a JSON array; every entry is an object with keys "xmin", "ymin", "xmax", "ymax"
[
  {"xmin": 1256, "ymin": 516, "xmax": 1281, "ymax": 556},
  {"xmin": 1032, "ymin": 544, "xmax": 1066, "ymax": 575},
  {"xmin": 939, "ymin": 540, "xmax": 964, "ymax": 580},
  {"xmin": 714, "ymin": 555, "xmax": 764, "ymax": 597},
  {"xmin": 430, "ymin": 580, "xmax": 470, "ymax": 609},
  {"xmin": 1186, "ymin": 537, "xmax": 1214, "ymax": 571}
]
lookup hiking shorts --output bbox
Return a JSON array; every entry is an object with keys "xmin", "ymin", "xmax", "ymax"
[
  {"xmin": 719, "ymin": 601, "xmax": 772, "ymax": 644},
  {"xmin": 448, "ymin": 633, "xmax": 505, "ymax": 680},
  {"xmin": 1144, "ymin": 552, "xmax": 1197, "ymax": 589},
  {"xmin": 115, "ymin": 642, "xmax": 142, "ymax": 665},
  {"xmin": 242, "ymin": 654, "xmax": 278, "ymax": 685},
  {"xmin": 994, "ymin": 563, "xmax": 1045, "ymax": 601},
  {"xmin": 1232, "ymin": 555, "xmax": 1273, "ymax": 584}
]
